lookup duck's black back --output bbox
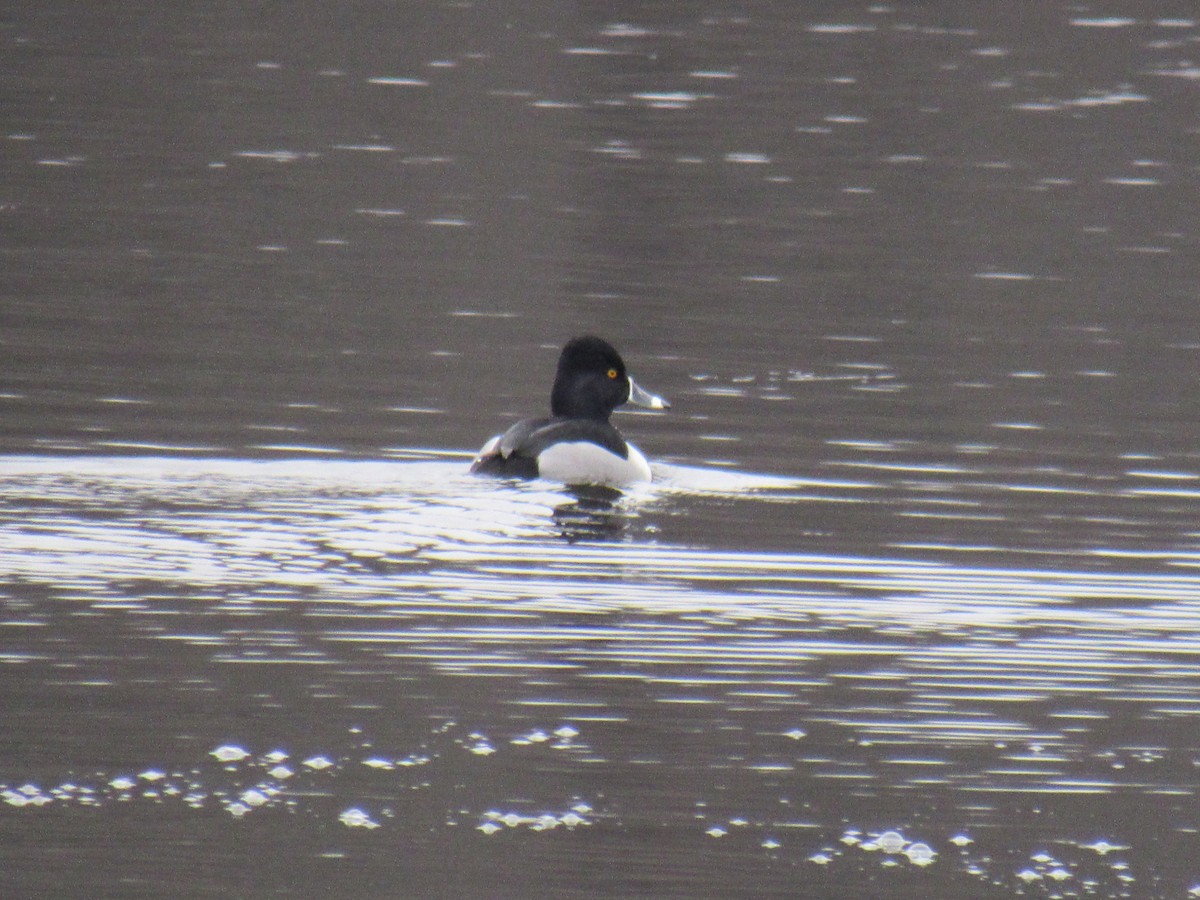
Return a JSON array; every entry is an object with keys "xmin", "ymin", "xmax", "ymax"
[{"xmin": 469, "ymin": 415, "xmax": 631, "ymax": 479}]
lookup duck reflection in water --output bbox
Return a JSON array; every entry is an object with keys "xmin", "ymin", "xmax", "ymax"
[{"xmin": 551, "ymin": 484, "xmax": 630, "ymax": 543}]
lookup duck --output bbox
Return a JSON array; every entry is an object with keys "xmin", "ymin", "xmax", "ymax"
[{"xmin": 470, "ymin": 336, "xmax": 670, "ymax": 485}]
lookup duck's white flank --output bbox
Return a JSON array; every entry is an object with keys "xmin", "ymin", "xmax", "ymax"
[{"xmin": 536, "ymin": 440, "xmax": 652, "ymax": 486}]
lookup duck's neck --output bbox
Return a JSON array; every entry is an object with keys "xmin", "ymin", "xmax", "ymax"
[{"xmin": 551, "ymin": 375, "xmax": 612, "ymax": 421}]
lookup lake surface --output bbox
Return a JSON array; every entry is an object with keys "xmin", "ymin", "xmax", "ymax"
[{"xmin": 4, "ymin": 2, "xmax": 1200, "ymax": 897}]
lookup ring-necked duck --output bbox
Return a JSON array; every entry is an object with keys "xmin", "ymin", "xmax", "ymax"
[{"xmin": 470, "ymin": 336, "xmax": 670, "ymax": 485}]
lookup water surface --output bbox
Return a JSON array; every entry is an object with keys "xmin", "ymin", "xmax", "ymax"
[{"xmin": 4, "ymin": 2, "xmax": 1200, "ymax": 897}]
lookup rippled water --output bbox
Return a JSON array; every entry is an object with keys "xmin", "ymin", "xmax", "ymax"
[
  {"xmin": 4, "ymin": 456, "xmax": 1200, "ymax": 896},
  {"xmin": 6, "ymin": 1, "xmax": 1200, "ymax": 897}
]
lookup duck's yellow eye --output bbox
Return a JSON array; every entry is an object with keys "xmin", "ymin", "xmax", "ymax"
[{"xmin": 607, "ymin": 368, "xmax": 618, "ymax": 379}]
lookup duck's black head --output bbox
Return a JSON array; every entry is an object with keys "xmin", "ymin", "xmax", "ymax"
[{"xmin": 550, "ymin": 336, "xmax": 668, "ymax": 421}]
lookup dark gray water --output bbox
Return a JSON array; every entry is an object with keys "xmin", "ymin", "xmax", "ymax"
[{"xmin": 4, "ymin": 2, "xmax": 1200, "ymax": 897}]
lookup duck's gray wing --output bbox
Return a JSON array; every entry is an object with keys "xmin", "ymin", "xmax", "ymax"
[
  {"xmin": 470, "ymin": 417, "xmax": 552, "ymax": 478},
  {"xmin": 498, "ymin": 417, "xmax": 551, "ymax": 458}
]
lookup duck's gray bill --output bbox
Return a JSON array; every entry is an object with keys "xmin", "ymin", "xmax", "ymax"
[{"xmin": 627, "ymin": 377, "xmax": 670, "ymax": 410}]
